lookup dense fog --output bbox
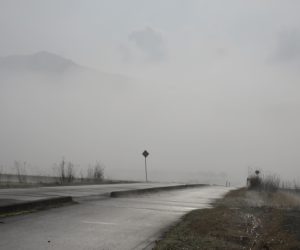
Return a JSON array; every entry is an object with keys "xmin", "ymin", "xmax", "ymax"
[{"xmin": 1, "ymin": 1, "xmax": 300, "ymax": 185}]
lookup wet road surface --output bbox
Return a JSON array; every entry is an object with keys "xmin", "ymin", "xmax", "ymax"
[
  {"xmin": 0, "ymin": 186, "xmax": 232, "ymax": 250},
  {"xmin": 0, "ymin": 183, "xmax": 181, "ymax": 205}
]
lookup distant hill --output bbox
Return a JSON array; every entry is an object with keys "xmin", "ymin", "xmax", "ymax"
[
  {"xmin": 0, "ymin": 51, "xmax": 81, "ymax": 74},
  {"xmin": 0, "ymin": 51, "xmax": 133, "ymax": 90}
]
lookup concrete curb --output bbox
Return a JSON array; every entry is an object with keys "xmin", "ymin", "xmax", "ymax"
[
  {"xmin": 110, "ymin": 184, "xmax": 208, "ymax": 198},
  {"xmin": 0, "ymin": 196, "xmax": 73, "ymax": 215}
]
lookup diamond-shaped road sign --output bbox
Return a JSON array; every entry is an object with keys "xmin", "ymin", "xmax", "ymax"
[{"xmin": 142, "ymin": 150, "xmax": 149, "ymax": 158}]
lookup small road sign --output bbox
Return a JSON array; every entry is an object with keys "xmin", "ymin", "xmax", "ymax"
[
  {"xmin": 142, "ymin": 150, "xmax": 149, "ymax": 182},
  {"xmin": 142, "ymin": 150, "xmax": 149, "ymax": 158}
]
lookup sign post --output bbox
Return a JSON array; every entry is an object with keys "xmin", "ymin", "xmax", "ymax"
[{"xmin": 142, "ymin": 150, "xmax": 149, "ymax": 182}]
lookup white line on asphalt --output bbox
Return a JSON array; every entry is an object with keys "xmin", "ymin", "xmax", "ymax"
[{"xmin": 82, "ymin": 221, "xmax": 117, "ymax": 225}]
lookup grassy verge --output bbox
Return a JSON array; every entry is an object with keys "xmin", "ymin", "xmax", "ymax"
[{"xmin": 154, "ymin": 188, "xmax": 300, "ymax": 250}]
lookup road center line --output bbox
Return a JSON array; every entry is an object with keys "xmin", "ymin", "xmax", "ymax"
[{"xmin": 82, "ymin": 221, "xmax": 117, "ymax": 225}]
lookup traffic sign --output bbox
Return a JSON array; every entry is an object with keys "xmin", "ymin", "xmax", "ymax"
[
  {"xmin": 142, "ymin": 150, "xmax": 149, "ymax": 158},
  {"xmin": 142, "ymin": 150, "xmax": 149, "ymax": 182}
]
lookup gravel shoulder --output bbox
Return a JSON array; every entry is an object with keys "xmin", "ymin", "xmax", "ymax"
[{"xmin": 154, "ymin": 188, "xmax": 300, "ymax": 250}]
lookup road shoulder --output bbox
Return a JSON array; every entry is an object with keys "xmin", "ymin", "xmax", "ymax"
[{"xmin": 154, "ymin": 188, "xmax": 300, "ymax": 249}]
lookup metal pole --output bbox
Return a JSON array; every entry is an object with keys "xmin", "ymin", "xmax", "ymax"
[{"xmin": 145, "ymin": 157, "xmax": 148, "ymax": 182}]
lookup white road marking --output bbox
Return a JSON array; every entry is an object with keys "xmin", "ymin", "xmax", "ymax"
[{"xmin": 82, "ymin": 221, "xmax": 117, "ymax": 225}]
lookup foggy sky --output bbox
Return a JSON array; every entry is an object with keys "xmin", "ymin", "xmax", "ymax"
[{"xmin": 1, "ymin": 1, "xmax": 300, "ymax": 185}]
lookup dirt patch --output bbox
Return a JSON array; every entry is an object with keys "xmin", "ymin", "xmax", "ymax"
[{"xmin": 154, "ymin": 189, "xmax": 300, "ymax": 250}]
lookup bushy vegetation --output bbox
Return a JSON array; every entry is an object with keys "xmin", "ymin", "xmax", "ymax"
[{"xmin": 247, "ymin": 170, "xmax": 280, "ymax": 192}]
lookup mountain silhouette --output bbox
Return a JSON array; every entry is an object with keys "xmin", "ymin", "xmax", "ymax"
[{"xmin": 0, "ymin": 51, "xmax": 80, "ymax": 74}]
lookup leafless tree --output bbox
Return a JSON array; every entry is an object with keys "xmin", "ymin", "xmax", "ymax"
[
  {"xmin": 58, "ymin": 158, "xmax": 66, "ymax": 184},
  {"xmin": 57, "ymin": 158, "xmax": 76, "ymax": 184},
  {"xmin": 66, "ymin": 162, "xmax": 75, "ymax": 183}
]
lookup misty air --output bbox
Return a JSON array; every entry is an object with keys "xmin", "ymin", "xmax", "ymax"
[{"xmin": 1, "ymin": 1, "xmax": 300, "ymax": 249}]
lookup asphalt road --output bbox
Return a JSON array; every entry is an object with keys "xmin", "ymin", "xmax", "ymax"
[{"xmin": 0, "ymin": 186, "xmax": 231, "ymax": 250}]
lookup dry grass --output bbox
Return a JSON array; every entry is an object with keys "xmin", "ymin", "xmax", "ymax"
[{"xmin": 154, "ymin": 189, "xmax": 300, "ymax": 250}]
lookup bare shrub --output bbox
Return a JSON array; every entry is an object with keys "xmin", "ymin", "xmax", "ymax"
[
  {"xmin": 261, "ymin": 174, "xmax": 280, "ymax": 192},
  {"xmin": 280, "ymin": 180, "xmax": 300, "ymax": 193},
  {"xmin": 247, "ymin": 170, "xmax": 280, "ymax": 192},
  {"xmin": 93, "ymin": 162, "xmax": 104, "ymax": 182},
  {"xmin": 87, "ymin": 166, "xmax": 94, "ymax": 181},
  {"xmin": 58, "ymin": 158, "xmax": 66, "ymax": 184},
  {"xmin": 247, "ymin": 170, "xmax": 262, "ymax": 190},
  {"xmin": 86, "ymin": 162, "xmax": 105, "ymax": 183},
  {"xmin": 57, "ymin": 158, "xmax": 76, "ymax": 184},
  {"xmin": 293, "ymin": 180, "xmax": 300, "ymax": 192},
  {"xmin": 14, "ymin": 161, "xmax": 27, "ymax": 183},
  {"xmin": 248, "ymin": 175, "xmax": 262, "ymax": 190}
]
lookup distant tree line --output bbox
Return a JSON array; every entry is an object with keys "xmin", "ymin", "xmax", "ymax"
[{"xmin": 0, "ymin": 159, "xmax": 105, "ymax": 185}]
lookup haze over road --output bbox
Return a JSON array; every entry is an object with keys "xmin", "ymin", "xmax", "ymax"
[{"xmin": 0, "ymin": 185, "xmax": 231, "ymax": 250}]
